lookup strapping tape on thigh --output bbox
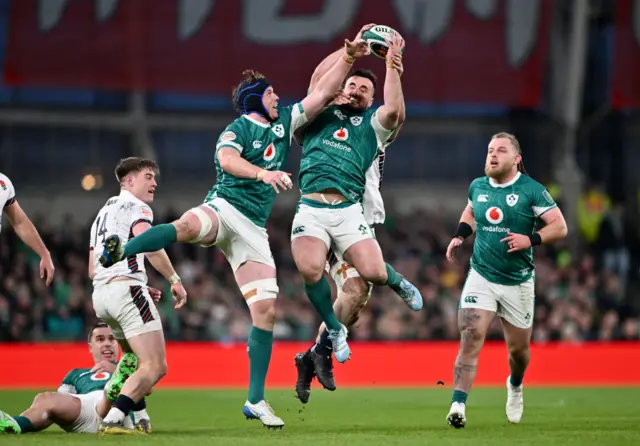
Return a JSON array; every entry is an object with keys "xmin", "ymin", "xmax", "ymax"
[
  {"xmin": 240, "ymin": 278, "xmax": 279, "ymax": 306},
  {"xmin": 188, "ymin": 207, "xmax": 213, "ymax": 243}
]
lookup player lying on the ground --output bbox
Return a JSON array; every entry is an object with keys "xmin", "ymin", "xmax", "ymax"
[
  {"xmin": 96, "ymin": 36, "xmax": 372, "ymax": 429},
  {"xmin": 0, "ymin": 322, "xmax": 150, "ymax": 434},
  {"xmin": 0, "ymin": 171, "xmax": 55, "ymax": 285},
  {"xmin": 293, "ymin": 24, "xmax": 410, "ymax": 404},
  {"xmin": 444, "ymin": 132, "xmax": 568, "ymax": 428}
]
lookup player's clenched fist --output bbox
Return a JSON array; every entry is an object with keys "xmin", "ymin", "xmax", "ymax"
[
  {"xmin": 258, "ymin": 170, "xmax": 293, "ymax": 194},
  {"xmin": 446, "ymin": 237, "xmax": 464, "ymax": 263}
]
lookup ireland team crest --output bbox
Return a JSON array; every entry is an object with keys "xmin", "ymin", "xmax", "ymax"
[
  {"xmin": 272, "ymin": 124, "xmax": 284, "ymax": 138},
  {"xmin": 506, "ymin": 194, "xmax": 519, "ymax": 207},
  {"xmin": 350, "ymin": 116, "xmax": 363, "ymax": 126}
]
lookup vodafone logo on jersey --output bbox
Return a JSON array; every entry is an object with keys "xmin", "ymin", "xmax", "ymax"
[
  {"xmin": 263, "ymin": 143, "xmax": 276, "ymax": 161},
  {"xmin": 333, "ymin": 128, "xmax": 349, "ymax": 141},
  {"xmin": 485, "ymin": 206, "xmax": 504, "ymax": 224}
]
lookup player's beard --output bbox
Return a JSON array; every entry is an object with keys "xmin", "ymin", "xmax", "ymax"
[
  {"xmin": 342, "ymin": 94, "xmax": 367, "ymax": 112},
  {"xmin": 484, "ymin": 162, "xmax": 512, "ymax": 180}
]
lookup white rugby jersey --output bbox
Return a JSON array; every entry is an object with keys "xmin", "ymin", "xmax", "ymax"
[
  {"xmin": 0, "ymin": 172, "xmax": 17, "ymax": 233},
  {"xmin": 90, "ymin": 190, "xmax": 154, "ymax": 287},
  {"xmin": 362, "ymin": 147, "xmax": 386, "ymax": 225}
]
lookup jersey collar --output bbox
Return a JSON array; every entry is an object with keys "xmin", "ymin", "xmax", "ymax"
[
  {"xmin": 242, "ymin": 114, "xmax": 270, "ymax": 128},
  {"xmin": 489, "ymin": 171, "xmax": 521, "ymax": 188},
  {"xmin": 119, "ymin": 189, "xmax": 146, "ymax": 206}
]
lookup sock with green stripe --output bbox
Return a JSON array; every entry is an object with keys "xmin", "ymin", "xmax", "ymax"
[
  {"xmin": 452, "ymin": 390, "xmax": 468, "ymax": 404},
  {"xmin": 383, "ymin": 263, "xmax": 404, "ymax": 292},
  {"xmin": 12, "ymin": 415, "xmax": 33, "ymax": 433},
  {"xmin": 304, "ymin": 276, "xmax": 341, "ymax": 331},
  {"xmin": 123, "ymin": 223, "xmax": 177, "ymax": 257},
  {"xmin": 247, "ymin": 326, "xmax": 274, "ymax": 404}
]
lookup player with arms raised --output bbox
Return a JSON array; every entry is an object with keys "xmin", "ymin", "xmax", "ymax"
[
  {"xmin": 90, "ymin": 158, "xmax": 187, "ymax": 434},
  {"xmin": 445, "ymin": 133, "xmax": 568, "ymax": 428},
  {"xmin": 290, "ymin": 33, "xmax": 422, "ymax": 366},
  {"xmin": 97, "ymin": 37, "xmax": 371, "ymax": 429},
  {"xmin": 293, "ymin": 25, "xmax": 410, "ymax": 403},
  {"xmin": 0, "ymin": 172, "xmax": 55, "ymax": 285},
  {"xmin": 0, "ymin": 322, "xmax": 150, "ymax": 434}
]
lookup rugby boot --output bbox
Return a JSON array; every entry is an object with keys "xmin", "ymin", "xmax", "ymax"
[{"xmin": 99, "ymin": 235, "xmax": 125, "ymax": 267}]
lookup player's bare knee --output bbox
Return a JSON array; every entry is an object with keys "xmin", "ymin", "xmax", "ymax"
[
  {"xmin": 32, "ymin": 392, "xmax": 57, "ymax": 410},
  {"xmin": 507, "ymin": 343, "xmax": 530, "ymax": 362},
  {"xmin": 182, "ymin": 206, "xmax": 218, "ymax": 244},
  {"xmin": 458, "ymin": 309, "xmax": 487, "ymax": 352},
  {"xmin": 174, "ymin": 213, "xmax": 201, "ymax": 242},
  {"xmin": 296, "ymin": 259, "xmax": 325, "ymax": 283},
  {"xmin": 356, "ymin": 263, "xmax": 386, "ymax": 284}
]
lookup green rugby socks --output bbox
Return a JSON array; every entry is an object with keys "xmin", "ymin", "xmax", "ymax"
[
  {"xmin": 247, "ymin": 326, "xmax": 274, "ymax": 404},
  {"xmin": 384, "ymin": 263, "xmax": 404, "ymax": 291},
  {"xmin": 304, "ymin": 276, "xmax": 341, "ymax": 331},
  {"xmin": 123, "ymin": 223, "xmax": 177, "ymax": 256}
]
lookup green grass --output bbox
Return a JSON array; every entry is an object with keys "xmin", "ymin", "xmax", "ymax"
[{"xmin": 1, "ymin": 388, "xmax": 639, "ymax": 445}]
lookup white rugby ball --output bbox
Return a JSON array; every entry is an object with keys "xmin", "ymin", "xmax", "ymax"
[{"xmin": 361, "ymin": 25, "xmax": 405, "ymax": 59}]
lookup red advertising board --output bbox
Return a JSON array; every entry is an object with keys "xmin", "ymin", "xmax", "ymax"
[
  {"xmin": 4, "ymin": 0, "xmax": 552, "ymax": 106},
  {"xmin": 1, "ymin": 341, "xmax": 636, "ymax": 389},
  {"xmin": 612, "ymin": 0, "xmax": 640, "ymax": 108}
]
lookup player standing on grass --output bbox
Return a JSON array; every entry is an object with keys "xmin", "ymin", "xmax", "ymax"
[
  {"xmin": 0, "ymin": 172, "xmax": 55, "ymax": 285},
  {"xmin": 0, "ymin": 322, "xmax": 150, "ymax": 435},
  {"xmin": 90, "ymin": 158, "xmax": 187, "ymax": 435},
  {"xmin": 445, "ymin": 133, "xmax": 568, "ymax": 428},
  {"xmin": 290, "ymin": 33, "xmax": 422, "ymax": 368},
  {"xmin": 97, "ymin": 37, "xmax": 371, "ymax": 429},
  {"xmin": 293, "ymin": 26, "xmax": 409, "ymax": 403}
]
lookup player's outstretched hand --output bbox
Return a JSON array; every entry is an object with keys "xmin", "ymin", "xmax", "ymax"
[
  {"xmin": 148, "ymin": 287, "xmax": 162, "ymax": 303},
  {"xmin": 385, "ymin": 33, "xmax": 405, "ymax": 60},
  {"xmin": 355, "ymin": 23, "xmax": 376, "ymax": 41},
  {"xmin": 171, "ymin": 282, "xmax": 188, "ymax": 309},
  {"xmin": 260, "ymin": 170, "xmax": 293, "ymax": 194},
  {"xmin": 446, "ymin": 237, "xmax": 464, "ymax": 263},
  {"xmin": 40, "ymin": 254, "xmax": 55, "ymax": 286},
  {"xmin": 500, "ymin": 232, "xmax": 532, "ymax": 253},
  {"xmin": 344, "ymin": 38, "xmax": 370, "ymax": 58}
]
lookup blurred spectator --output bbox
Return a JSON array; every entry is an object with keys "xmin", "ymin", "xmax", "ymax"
[{"xmin": 0, "ymin": 206, "xmax": 638, "ymax": 343}]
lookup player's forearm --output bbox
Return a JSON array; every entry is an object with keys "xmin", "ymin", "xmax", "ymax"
[
  {"xmin": 13, "ymin": 218, "xmax": 50, "ymax": 260},
  {"xmin": 460, "ymin": 206, "xmax": 476, "ymax": 233},
  {"xmin": 382, "ymin": 66, "xmax": 403, "ymax": 124},
  {"xmin": 309, "ymin": 48, "xmax": 344, "ymax": 92},
  {"xmin": 145, "ymin": 249, "xmax": 178, "ymax": 282},
  {"xmin": 217, "ymin": 149, "xmax": 263, "ymax": 180},
  {"xmin": 314, "ymin": 52, "xmax": 356, "ymax": 101},
  {"xmin": 535, "ymin": 218, "xmax": 568, "ymax": 244}
]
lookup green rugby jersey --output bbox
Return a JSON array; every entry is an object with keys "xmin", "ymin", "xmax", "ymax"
[
  {"xmin": 58, "ymin": 367, "xmax": 112, "ymax": 394},
  {"xmin": 298, "ymin": 105, "xmax": 394, "ymax": 202},
  {"xmin": 206, "ymin": 104, "xmax": 308, "ymax": 227},
  {"xmin": 468, "ymin": 172, "xmax": 557, "ymax": 285}
]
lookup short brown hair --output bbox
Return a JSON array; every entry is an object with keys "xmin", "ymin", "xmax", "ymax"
[
  {"xmin": 232, "ymin": 69, "xmax": 267, "ymax": 112},
  {"xmin": 114, "ymin": 157, "xmax": 159, "ymax": 183},
  {"xmin": 491, "ymin": 132, "xmax": 528, "ymax": 174},
  {"xmin": 346, "ymin": 69, "xmax": 378, "ymax": 92},
  {"xmin": 88, "ymin": 321, "xmax": 109, "ymax": 344}
]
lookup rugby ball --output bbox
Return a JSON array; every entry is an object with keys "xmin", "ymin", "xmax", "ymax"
[{"xmin": 362, "ymin": 25, "xmax": 405, "ymax": 59}]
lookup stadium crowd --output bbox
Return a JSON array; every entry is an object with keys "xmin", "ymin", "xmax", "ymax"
[{"xmin": 1, "ymin": 202, "xmax": 639, "ymax": 343}]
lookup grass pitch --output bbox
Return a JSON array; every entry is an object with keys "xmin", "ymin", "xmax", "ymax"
[{"xmin": 1, "ymin": 387, "xmax": 638, "ymax": 445}]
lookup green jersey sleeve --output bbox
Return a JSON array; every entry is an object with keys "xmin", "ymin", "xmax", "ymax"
[
  {"xmin": 467, "ymin": 178, "xmax": 482, "ymax": 209},
  {"xmin": 58, "ymin": 369, "xmax": 78, "ymax": 394},
  {"xmin": 529, "ymin": 181, "xmax": 557, "ymax": 217},
  {"xmin": 216, "ymin": 121, "xmax": 247, "ymax": 154}
]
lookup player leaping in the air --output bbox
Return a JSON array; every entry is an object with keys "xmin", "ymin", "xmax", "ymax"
[
  {"xmin": 0, "ymin": 322, "xmax": 150, "ymax": 434},
  {"xmin": 97, "ymin": 36, "xmax": 372, "ymax": 429},
  {"xmin": 0, "ymin": 172, "xmax": 55, "ymax": 285},
  {"xmin": 290, "ymin": 33, "xmax": 422, "ymax": 368},
  {"xmin": 293, "ymin": 24, "xmax": 410, "ymax": 403},
  {"xmin": 89, "ymin": 157, "xmax": 188, "ymax": 435},
  {"xmin": 445, "ymin": 132, "xmax": 568, "ymax": 428}
]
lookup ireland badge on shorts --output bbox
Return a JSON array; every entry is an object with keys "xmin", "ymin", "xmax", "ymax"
[{"xmin": 506, "ymin": 194, "xmax": 519, "ymax": 207}]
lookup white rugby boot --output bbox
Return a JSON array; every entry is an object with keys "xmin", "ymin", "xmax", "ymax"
[
  {"xmin": 506, "ymin": 376, "xmax": 524, "ymax": 423},
  {"xmin": 243, "ymin": 400, "xmax": 284, "ymax": 429},
  {"xmin": 446, "ymin": 402, "xmax": 467, "ymax": 429}
]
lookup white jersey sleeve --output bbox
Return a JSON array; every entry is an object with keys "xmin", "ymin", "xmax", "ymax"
[
  {"xmin": 0, "ymin": 173, "xmax": 17, "ymax": 233},
  {"xmin": 90, "ymin": 190, "xmax": 154, "ymax": 287},
  {"xmin": 370, "ymin": 110, "xmax": 395, "ymax": 147},
  {"xmin": 362, "ymin": 149, "xmax": 386, "ymax": 225},
  {"xmin": 289, "ymin": 103, "xmax": 309, "ymax": 138}
]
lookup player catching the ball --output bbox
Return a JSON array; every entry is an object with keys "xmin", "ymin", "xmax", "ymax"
[
  {"xmin": 293, "ymin": 24, "xmax": 410, "ymax": 403},
  {"xmin": 290, "ymin": 31, "xmax": 422, "ymax": 368},
  {"xmin": 0, "ymin": 322, "xmax": 150, "ymax": 435},
  {"xmin": 97, "ymin": 36, "xmax": 371, "ymax": 429},
  {"xmin": 445, "ymin": 133, "xmax": 568, "ymax": 428}
]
